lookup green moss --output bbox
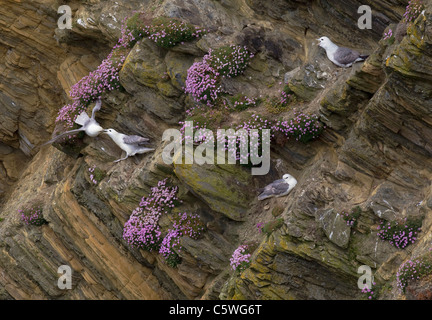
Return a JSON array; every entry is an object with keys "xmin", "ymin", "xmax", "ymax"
[
  {"xmin": 155, "ymin": 163, "xmax": 175, "ymax": 176},
  {"xmin": 262, "ymin": 218, "xmax": 284, "ymax": 237},
  {"xmin": 341, "ymin": 206, "xmax": 362, "ymax": 228},
  {"xmin": 271, "ymin": 206, "xmax": 284, "ymax": 217},
  {"xmin": 397, "ymin": 252, "xmax": 432, "ymax": 293},
  {"xmin": 19, "ymin": 204, "xmax": 47, "ymax": 226},
  {"xmin": 125, "ymin": 14, "xmax": 206, "ymax": 49},
  {"xmin": 157, "ymin": 81, "xmax": 180, "ymax": 97},
  {"xmin": 174, "ymin": 161, "xmax": 253, "ymax": 221},
  {"xmin": 149, "ymin": 17, "xmax": 206, "ymax": 49},
  {"xmin": 125, "ymin": 12, "xmax": 151, "ymax": 46},
  {"xmin": 228, "ymin": 94, "xmax": 261, "ymax": 111},
  {"xmin": 288, "ymin": 81, "xmax": 320, "ymax": 102},
  {"xmin": 164, "ymin": 251, "xmax": 182, "ymax": 268},
  {"xmin": 378, "ymin": 216, "xmax": 422, "ymax": 249},
  {"xmin": 264, "ymin": 85, "xmax": 297, "ymax": 114},
  {"xmin": 93, "ymin": 167, "xmax": 106, "ymax": 182},
  {"xmin": 264, "ymin": 96, "xmax": 288, "ymax": 114},
  {"xmin": 186, "ymin": 109, "xmax": 226, "ymax": 131},
  {"xmin": 53, "ymin": 132, "xmax": 86, "ymax": 159}
]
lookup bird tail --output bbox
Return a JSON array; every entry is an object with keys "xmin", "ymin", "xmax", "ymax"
[
  {"xmin": 258, "ymin": 193, "xmax": 270, "ymax": 201},
  {"xmin": 137, "ymin": 147, "xmax": 155, "ymax": 155},
  {"xmin": 359, "ymin": 54, "xmax": 369, "ymax": 60},
  {"xmin": 75, "ymin": 111, "xmax": 90, "ymax": 126}
]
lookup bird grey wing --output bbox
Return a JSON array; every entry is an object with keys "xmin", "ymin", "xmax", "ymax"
[
  {"xmin": 91, "ymin": 98, "xmax": 102, "ymax": 119},
  {"xmin": 123, "ymin": 135, "xmax": 150, "ymax": 145},
  {"xmin": 270, "ymin": 181, "xmax": 290, "ymax": 194},
  {"xmin": 334, "ymin": 47, "xmax": 360, "ymax": 65},
  {"xmin": 40, "ymin": 128, "xmax": 84, "ymax": 146},
  {"xmin": 264, "ymin": 179, "xmax": 285, "ymax": 191}
]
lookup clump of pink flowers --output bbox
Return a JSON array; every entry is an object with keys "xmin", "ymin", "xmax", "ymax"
[
  {"xmin": 342, "ymin": 212, "xmax": 356, "ymax": 226},
  {"xmin": 232, "ymin": 95, "xmax": 259, "ymax": 111},
  {"xmin": 123, "ymin": 13, "xmax": 206, "ymax": 49},
  {"xmin": 159, "ymin": 212, "xmax": 205, "ymax": 267},
  {"xmin": 397, "ymin": 254, "xmax": 432, "ymax": 292},
  {"xmin": 20, "ymin": 206, "xmax": 47, "ymax": 226},
  {"xmin": 123, "ymin": 210, "xmax": 163, "ymax": 251},
  {"xmin": 206, "ymin": 45, "xmax": 254, "ymax": 78},
  {"xmin": 178, "ymin": 117, "xmax": 211, "ymax": 145},
  {"xmin": 403, "ymin": 0, "xmax": 424, "ymax": 23},
  {"xmin": 230, "ymin": 244, "xmax": 252, "ymax": 272},
  {"xmin": 340, "ymin": 206, "xmax": 361, "ymax": 227},
  {"xmin": 256, "ymin": 222, "xmax": 264, "ymax": 232},
  {"xmin": 148, "ymin": 19, "xmax": 206, "ymax": 48},
  {"xmin": 88, "ymin": 165, "xmax": 98, "ymax": 185},
  {"xmin": 361, "ymin": 282, "xmax": 378, "ymax": 300},
  {"xmin": 178, "ymin": 110, "xmax": 324, "ymax": 166},
  {"xmin": 88, "ymin": 165, "xmax": 105, "ymax": 185},
  {"xmin": 377, "ymin": 217, "xmax": 421, "ymax": 249},
  {"xmin": 123, "ymin": 179, "xmax": 205, "ymax": 268},
  {"xmin": 184, "ymin": 59, "xmax": 222, "ymax": 107},
  {"xmin": 123, "ymin": 179, "xmax": 181, "ymax": 251},
  {"xmin": 279, "ymin": 84, "xmax": 294, "ymax": 106},
  {"xmin": 271, "ymin": 111, "xmax": 324, "ymax": 143},
  {"xmin": 184, "ymin": 45, "xmax": 254, "ymax": 106},
  {"xmin": 56, "ymin": 47, "xmax": 127, "ymax": 130},
  {"xmin": 172, "ymin": 212, "xmax": 206, "ymax": 239},
  {"xmin": 383, "ymin": 28, "xmax": 393, "ymax": 41},
  {"xmin": 159, "ymin": 227, "xmax": 183, "ymax": 267},
  {"xmin": 231, "ymin": 113, "xmax": 272, "ymax": 164}
]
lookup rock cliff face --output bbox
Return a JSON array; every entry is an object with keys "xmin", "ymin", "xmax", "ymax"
[{"xmin": 0, "ymin": 0, "xmax": 431, "ymax": 300}]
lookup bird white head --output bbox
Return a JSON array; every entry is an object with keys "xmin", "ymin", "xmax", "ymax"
[
  {"xmin": 103, "ymin": 128, "xmax": 118, "ymax": 136},
  {"xmin": 282, "ymin": 173, "xmax": 297, "ymax": 184},
  {"xmin": 317, "ymin": 36, "xmax": 334, "ymax": 50}
]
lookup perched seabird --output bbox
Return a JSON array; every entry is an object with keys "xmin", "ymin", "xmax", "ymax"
[
  {"xmin": 42, "ymin": 98, "xmax": 104, "ymax": 146},
  {"xmin": 317, "ymin": 36, "xmax": 369, "ymax": 68},
  {"xmin": 103, "ymin": 128, "xmax": 154, "ymax": 162},
  {"xmin": 258, "ymin": 173, "xmax": 297, "ymax": 201}
]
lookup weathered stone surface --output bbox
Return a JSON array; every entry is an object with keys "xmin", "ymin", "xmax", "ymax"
[
  {"xmin": 164, "ymin": 50, "xmax": 195, "ymax": 91},
  {"xmin": 174, "ymin": 162, "xmax": 255, "ymax": 221},
  {"xmin": 120, "ymin": 38, "xmax": 167, "ymax": 90},
  {"xmin": 287, "ymin": 41, "xmax": 334, "ymax": 101},
  {"xmin": 318, "ymin": 209, "xmax": 351, "ymax": 249}
]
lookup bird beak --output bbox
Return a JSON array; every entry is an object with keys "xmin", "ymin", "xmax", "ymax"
[{"xmin": 102, "ymin": 129, "xmax": 108, "ymax": 134}]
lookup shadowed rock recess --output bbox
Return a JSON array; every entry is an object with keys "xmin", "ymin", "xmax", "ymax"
[{"xmin": 0, "ymin": 0, "xmax": 431, "ymax": 300}]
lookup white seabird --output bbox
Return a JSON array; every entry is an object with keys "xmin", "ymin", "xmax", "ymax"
[
  {"xmin": 317, "ymin": 36, "xmax": 369, "ymax": 68},
  {"xmin": 42, "ymin": 98, "xmax": 104, "ymax": 146},
  {"xmin": 103, "ymin": 128, "xmax": 154, "ymax": 162},
  {"xmin": 258, "ymin": 173, "xmax": 297, "ymax": 201}
]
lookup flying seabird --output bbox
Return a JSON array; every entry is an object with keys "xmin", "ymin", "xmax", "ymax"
[
  {"xmin": 103, "ymin": 128, "xmax": 154, "ymax": 162},
  {"xmin": 258, "ymin": 173, "xmax": 297, "ymax": 201},
  {"xmin": 317, "ymin": 36, "xmax": 369, "ymax": 68},
  {"xmin": 42, "ymin": 98, "xmax": 104, "ymax": 146}
]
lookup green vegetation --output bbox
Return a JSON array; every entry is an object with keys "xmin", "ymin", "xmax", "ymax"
[{"xmin": 341, "ymin": 206, "xmax": 362, "ymax": 227}]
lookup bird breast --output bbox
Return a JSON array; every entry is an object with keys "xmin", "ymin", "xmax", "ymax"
[{"xmin": 86, "ymin": 123, "xmax": 103, "ymax": 137}]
